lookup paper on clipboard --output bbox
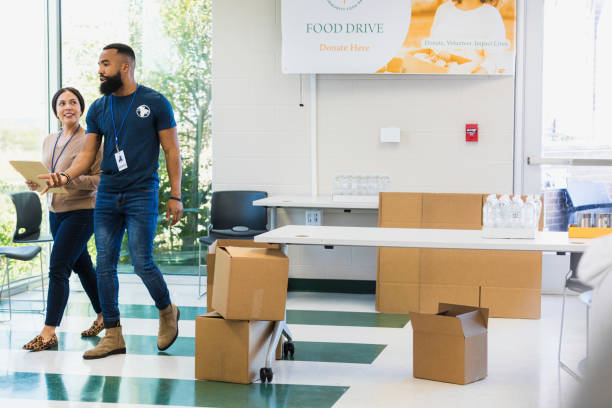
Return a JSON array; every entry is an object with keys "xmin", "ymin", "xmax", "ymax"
[{"xmin": 9, "ymin": 161, "xmax": 68, "ymax": 194}]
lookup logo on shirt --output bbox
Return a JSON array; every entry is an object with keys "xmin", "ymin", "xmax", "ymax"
[{"xmin": 136, "ymin": 105, "xmax": 151, "ymax": 118}]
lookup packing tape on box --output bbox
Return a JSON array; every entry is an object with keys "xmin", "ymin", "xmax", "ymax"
[{"xmin": 252, "ymin": 289, "xmax": 265, "ymax": 317}]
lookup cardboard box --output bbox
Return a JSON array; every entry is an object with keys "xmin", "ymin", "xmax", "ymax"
[
  {"xmin": 376, "ymin": 192, "xmax": 543, "ymax": 319},
  {"xmin": 422, "ymin": 193, "xmax": 483, "ymax": 230},
  {"xmin": 206, "ymin": 283, "xmax": 213, "ymax": 312},
  {"xmin": 376, "ymin": 282, "xmax": 419, "ymax": 313},
  {"xmin": 195, "ymin": 312, "xmax": 274, "ymax": 384},
  {"xmin": 378, "ymin": 247, "xmax": 420, "ymax": 283},
  {"xmin": 481, "ymin": 251, "xmax": 542, "ymax": 288},
  {"xmin": 376, "ymin": 194, "xmax": 422, "ymax": 313},
  {"xmin": 420, "ymin": 249, "xmax": 484, "ymax": 286},
  {"xmin": 212, "ymin": 246, "xmax": 289, "ymax": 321},
  {"xmin": 205, "ymin": 239, "xmax": 280, "ymax": 312},
  {"xmin": 378, "ymin": 192, "xmax": 422, "ymax": 228},
  {"xmin": 480, "ymin": 287, "xmax": 541, "ymax": 319},
  {"xmin": 411, "ymin": 303, "xmax": 489, "ymax": 385},
  {"xmin": 419, "ymin": 284, "xmax": 480, "ymax": 314}
]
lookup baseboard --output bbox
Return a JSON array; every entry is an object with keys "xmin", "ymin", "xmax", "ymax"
[{"xmin": 288, "ymin": 278, "xmax": 375, "ymax": 294}]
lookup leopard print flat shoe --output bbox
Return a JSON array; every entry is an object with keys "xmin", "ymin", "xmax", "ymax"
[
  {"xmin": 81, "ymin": 320, "xmax": 104, "ymax": 337},
  {"xmin": 22, "ymin": 334, "xmax": 58, "ymax": 352}
]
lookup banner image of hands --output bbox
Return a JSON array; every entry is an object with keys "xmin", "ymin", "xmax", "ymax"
[{"xmin": 281, "ymin": 0, "xmax": 516, "ymax": 75}]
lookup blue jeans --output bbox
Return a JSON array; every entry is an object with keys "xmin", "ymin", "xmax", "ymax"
[
  {"xmin": 94, "ymin": 189, "xmax": 170, "ymax": 326},
  {"xmin": 46, "ymin": 209, "xmax": 100, "ymax": 326}
]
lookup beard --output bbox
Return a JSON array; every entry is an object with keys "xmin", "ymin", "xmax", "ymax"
[{"xmin": 99, "ymin": 72, "xmax": 123, "ymax": 96}]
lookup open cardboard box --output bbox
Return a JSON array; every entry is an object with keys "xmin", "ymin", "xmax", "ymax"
[{"xmin": 410, "ymin": 303, "xmax": 489, "ymax": 385}]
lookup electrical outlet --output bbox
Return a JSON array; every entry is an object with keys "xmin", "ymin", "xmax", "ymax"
[{"xmin": 305, "ymin": 209, "xmax": 322, "ymax": 226}]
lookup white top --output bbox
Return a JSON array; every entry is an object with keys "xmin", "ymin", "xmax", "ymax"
[
  {"xmin": 255, "ymin": 225, "xmax": 588, "ymax": 253},
  {"xmin": 430, "ymin": 2, "xmax": 506, "ymax": 43},
  {"xmin": 429, "ymin": 1, "xmax": 507, "ymax": 73},
  {"xmin": 253, "ymin": 195, "xmax": 379, "ymax": 210}
]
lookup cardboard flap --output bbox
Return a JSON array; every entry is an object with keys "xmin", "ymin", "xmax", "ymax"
[
  {"xmin": 202, "ymin": 311, "xmax": 223, "ymax": 319},
  {"xmin": 438, "ymin": 303, "xmax": 489, "ymax": 333},
  {"xmin": 438, "ymin": 303, "xmax": 480, "ymax": 316},
  {"xmin": 478, "ymin": 308, "xmax": 489, "ymax": 329},
  {"xmin": 224, "ymin": 246, "xmax": 287, "ymax": 260},
  {"xmin": 208, "ymin": 239, "xmax": 279, "ymax": 254},
  {"xmin": 410, "ymin": 312, "xmax": 464, "ymax": 336},
  {"xmin": 456, "ymin": 311, "xmax": 488, "ymax": 337}
]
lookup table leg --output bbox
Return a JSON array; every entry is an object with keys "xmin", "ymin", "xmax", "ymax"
[
  {"xmin": 261, "ymin": 242, "xmax": 293, "ymax": 383},
  {"xmin": 270, "ymin": 207, "xmax": 277, "ymax": 229}
]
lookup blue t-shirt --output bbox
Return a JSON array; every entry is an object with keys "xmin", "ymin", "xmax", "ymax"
[{"xmin": 86, "ymin": 85, "xmax": 176, "ymax": 193}]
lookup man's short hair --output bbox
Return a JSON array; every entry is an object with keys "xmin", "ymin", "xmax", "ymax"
[{"xmin": 103, "ymin": 43, "xmax": 136, "ymax": 65}]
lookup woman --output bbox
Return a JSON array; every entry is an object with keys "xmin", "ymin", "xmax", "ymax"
[
  {"xmin": 23, "ymin": 87, "xmax": 104, "ymax": 351},
  {"xmin": 429, "ymin": 0, "xmax": 508, "ymax": 74}
]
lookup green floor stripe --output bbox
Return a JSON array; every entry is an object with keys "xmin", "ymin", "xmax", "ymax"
[
  {"xmin": 2, "ymin": 331, "xmax": 386, "ymax": 364},
  {"xmin": 63, "ymin": 303, "xmax": 206, "ymax": 321},
  {"xmin": 286, "ymin": 310, "xmax": 410, "ymax": 328},
  {"xmin": 282, "ymin": 341, "xmax": 386, "ymax": 364},
  {"xmin": 0, "ymin": 331, "xmax": 194, "ymax": 357},
  {"xmin": 0, "ymin": 372, "xmax": 348, "ymax": 408},
  {"xmin": 59, "ymin": 303, "xmax": 410, "ymax": 328}
]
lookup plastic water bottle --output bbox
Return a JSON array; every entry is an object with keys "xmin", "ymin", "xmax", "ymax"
[
  {"xmin": 497, "ymin": 195, "xmax": 511, "ymax": 228},
  {"xmin": 483, "ymin": 194, "xmax": 498, "ymax": 228},
  {"xmin": 531, "ymin": 195, "xmax": 542, "ymax": 228},
  {"xmin": 510, "ymin": 196, "xmax": 524, "ymax": 228},
  {"xmin": 522, "ymin": 196, "xmax": 536, "ymax": 229}
]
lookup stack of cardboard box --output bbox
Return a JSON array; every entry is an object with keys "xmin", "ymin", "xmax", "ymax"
[
  {"xmin": 195, "ymin": 240, "xmax": 289, "ymax": 383},
  {"xmin": 377, "ymin": 193, "xmax": 542, "ymax": 319}
]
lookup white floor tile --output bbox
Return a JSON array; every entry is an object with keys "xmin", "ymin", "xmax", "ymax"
[{"xmin": 0, "ymin": 279, "xmax": 591, "ymax": 408}]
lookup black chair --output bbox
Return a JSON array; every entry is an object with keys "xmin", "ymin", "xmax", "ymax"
[
  {"xmin": 558, "ymin": 252, "xmax": 593, "ymax": 380},
  {"xmin": 10, "ymin": 192, "xmax": 53, "ymax": 245},
  {"xmin": 197, "ymin": 190, "xmax": 268, "ymax": 296},
  {"xmin": 0, "ymin": 246, "xmax": 44, "ymax": 321},
  {"xmin": 0, "ymin": 192, "xmax": 50, "ymax": 320}
]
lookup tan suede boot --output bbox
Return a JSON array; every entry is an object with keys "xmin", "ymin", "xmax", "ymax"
[
  {"xmin": 82, "ymin": 326, "xmax": 126, "ymax": 360},
  {"xmin": 158, "ymin": 303, "xmax": 180, "ymax": 351}
]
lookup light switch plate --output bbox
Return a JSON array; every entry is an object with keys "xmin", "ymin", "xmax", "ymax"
[{"xmin": 380, "ymin": 127, "xmax": 400, "ymax": 143}]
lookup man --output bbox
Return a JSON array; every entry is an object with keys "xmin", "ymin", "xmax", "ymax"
[{"xmin": 39, "ymin": 43, "xmax": 183, "ymax": 359}]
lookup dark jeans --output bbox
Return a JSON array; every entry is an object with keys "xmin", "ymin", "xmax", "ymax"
[
  {"xmin": 94, "ymin": 189, "xmax": 170, "ymax": 326},
  {"xmin": 46, "ymin": 209, "xmax": 101, "ymax": 326}
]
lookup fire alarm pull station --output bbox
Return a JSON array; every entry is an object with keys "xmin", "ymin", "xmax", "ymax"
[{"xmin": 466, "ymin": 124, "xmax": 478, "ymax": 142}]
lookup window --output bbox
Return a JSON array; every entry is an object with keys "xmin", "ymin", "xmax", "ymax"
[
  {"xmin": 61, "ymin": 0, "xmax": 212, "ymax": 273},
  {"xmin": 0, "ymin": 2, "xmax": 49, "ymax": 281},
  {"xmin": 0, "ymin": 3, "xmax": 48, "ymax": 184},
  {"xmin": 541, "ymin": 0, "xmax": 612, "ymax": 230},
  {"xmin": 542, "ymin": 0, "xmax": 612, "ymax": 188}
]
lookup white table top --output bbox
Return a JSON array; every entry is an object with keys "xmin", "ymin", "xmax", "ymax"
[
  {"xmin": 252, "ymin": 195, "xmax": 379, "ymax": 209},
  {"xmin": 254, "ymin": 225, "xmax": 589, "ymax": 252}
]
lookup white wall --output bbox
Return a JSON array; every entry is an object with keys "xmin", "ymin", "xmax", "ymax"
[{"xmin": 212, "ymin": 0, "xmax": 522, "ymax": 281}]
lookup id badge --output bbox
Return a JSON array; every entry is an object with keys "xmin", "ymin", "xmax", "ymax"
[{"xmin": 115, "ymin": 150, "xmax": 128, "ymax": 171}]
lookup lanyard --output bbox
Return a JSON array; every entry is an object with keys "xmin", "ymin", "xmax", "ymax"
[
  {"xmin": 109, "ymin": 84, "xmax": 139, "ymax": 152},
  {"xmin": 50, "ymin": 124, "xmax": 80, "ymax": 173}
]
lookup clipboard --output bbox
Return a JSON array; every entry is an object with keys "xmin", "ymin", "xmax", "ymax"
[{"xmin": 9, "ymin": 161, "xmax": 69, "ymax": 194}]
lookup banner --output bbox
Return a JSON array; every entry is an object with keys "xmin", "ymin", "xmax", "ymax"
[{"xmin": 281, "ymin": 0, "xmax": 516, "ymax": 75}]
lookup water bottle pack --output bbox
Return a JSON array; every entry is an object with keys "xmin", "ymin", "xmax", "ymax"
[
  {"xmin": 482, "ymin": 194, "xmax": 542, "ymax": 239},
  {"xmin": 332, "ymin": 174, "xmax": 390, "ymax": 202}
]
